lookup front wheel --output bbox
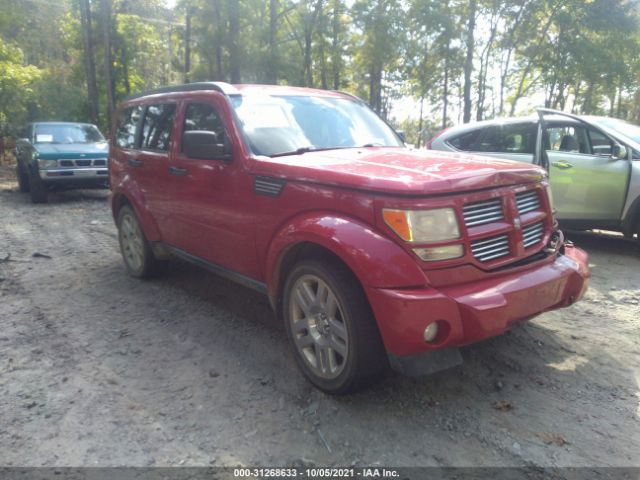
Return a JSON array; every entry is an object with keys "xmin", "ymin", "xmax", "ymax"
[
  {"xmin": 28, "ymin": 168, "xmax": 47, "ymax": 203},
  {"xmin": 116, "ymin": 205, "xmax": 166, "ymax": 278},
  {"xmin": 283, "ymin": 259, "xmax": 387, "ymax": 394},
  {"xmin": 16, "ymin": 164, "xmax": 30, "ymax": 192}
]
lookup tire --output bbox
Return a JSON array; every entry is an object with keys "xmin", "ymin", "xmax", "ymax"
[
  {"xmin": 282, "ymin": 258, "xmax": 387, "ymax": 394},
  {"xmin": 28, "ymin": 168, "xmax": 47, "ymax": 203},
  {"xmin": 16, "ymin": 163, "xmax": 30, "ymax": 193},
  {"xmin": 116, "ymin": 205, "xmax": 167, "ymax": 278}
]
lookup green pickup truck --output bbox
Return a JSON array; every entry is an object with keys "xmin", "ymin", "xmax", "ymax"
[{"xmin": 15, "ymin": 122, "xmax": 110, "ymax": 203}]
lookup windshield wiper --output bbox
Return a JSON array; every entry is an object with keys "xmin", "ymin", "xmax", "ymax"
[
  {"xmin": 269, "ymin": 143, "xmax": 394, "ymax": 158},
  {"xmin": 269, "ymin": 146, "xmax": 349, "ymax": 158}
]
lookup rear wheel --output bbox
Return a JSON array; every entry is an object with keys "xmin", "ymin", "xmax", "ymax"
[
  {"xmin": 283, "ymin": 258, "xmax": 387, "ymax": 394},
  {"xmin": 16, "ymin": 164, "xmax": 30, "ymax": 192},
  {"xmin": 28, "ymin": 168, "xmax": 47, "ymax": 203},
  {"xmin": 116, "ymin": 205, "xmax": 166, "ymax": 278}
]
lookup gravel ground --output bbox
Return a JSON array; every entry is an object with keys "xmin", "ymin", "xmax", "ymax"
[{"xmin": 0, "ymin": 165, "xmax": 638, "ymax": 468}]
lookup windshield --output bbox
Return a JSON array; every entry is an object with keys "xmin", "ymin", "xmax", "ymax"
[
  {"xmin": 34, "ymin": 124, "xmax": 105, "ymax": 144},
  {"xmin": 591, "ymin": 117, "xmax": 640, "ymax": 144},
  {"xmin": 230, "ymin": 94, "xmax": 403, "ymax": 157}
]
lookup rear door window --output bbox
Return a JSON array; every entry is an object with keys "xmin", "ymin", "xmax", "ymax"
[
  {"xmin": 140, "ymin": 104, "xmax": 176, "ymax": 152},
  {"xmin": 115, "ymin": 105, "xmax": 143, "ymax": 149}
]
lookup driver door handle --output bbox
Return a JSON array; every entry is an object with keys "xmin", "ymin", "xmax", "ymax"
[
  {"xmin": 168, "ymin": 166, "xmax": 188, "ymax": 176},
  {"xmin": 128, "ymin": 158, "xmax": 142, "ymax": 167},
  {"xmin": 551, "ymin": 161, "xmax": 574, "ymax": 170}
]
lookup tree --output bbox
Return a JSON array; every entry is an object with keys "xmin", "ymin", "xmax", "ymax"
[{"xmin": 79, "ymin": 0, "xmax": 99, "ymax": 125}]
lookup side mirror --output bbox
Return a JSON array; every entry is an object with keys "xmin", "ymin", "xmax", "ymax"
[
  {"xmin": 182, "ymin": 130, "xmax": 231, "ymax": 160},
  {"xmin": 396, "ymin": 130, "xmax": 406, "ymax": 143},
  {"xmin": 612, "ymin": 143, "xmax": 627, "ymax": 160}
]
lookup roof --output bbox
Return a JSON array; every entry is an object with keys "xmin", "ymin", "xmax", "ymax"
[{"xmin": 127, "ymin": 82, "xmax": 356, "ymax": 101}]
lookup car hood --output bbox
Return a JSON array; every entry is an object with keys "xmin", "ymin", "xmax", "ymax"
[
  {"xmin": 34, "ymin": 142, "xmax": 109, "ymax": 158},
  {"xmin": 251, "ymin": 147, "xmax": 546, "ymax": 195}
]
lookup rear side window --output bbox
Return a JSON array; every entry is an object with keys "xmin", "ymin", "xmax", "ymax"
[
  {"xmin": 115, "ymin": 106, "xmax": 143, "ymax": 148},
  {"xmin": 476, "ymin": 123, "xmax": 536, "ymax": 154},
  {"xmin": 140, "ymin": 104, "xmax": 176, "ymax": 152},
  {"xmin": 447, "ymin": 129, "xmax": 482, "ymax": 151}
]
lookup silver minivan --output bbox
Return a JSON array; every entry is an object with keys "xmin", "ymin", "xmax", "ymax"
[{"xmin": 428, "ymin": 109, "xmax": 640, "ymax": 239}]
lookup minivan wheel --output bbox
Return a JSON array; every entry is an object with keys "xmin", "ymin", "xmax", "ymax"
[
  {"xmin": 117, "ymin": 205, "xmax": 166, "ymax": 278},
  {"xmin": 16, "ymin": 164, "xmax": 30, "ymax": 193},
  {"xmin": 283, "ymin": 259, "xmax": 387, "ymax": 394}
]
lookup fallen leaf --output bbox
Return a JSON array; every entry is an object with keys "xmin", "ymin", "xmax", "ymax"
[
  {"xmin": 539, "ymin": 432, "xmax": 570, "ymax": 446},
  {"xmin": 493, "ymin": 400, "xmax": 513, "ymax": 412}
]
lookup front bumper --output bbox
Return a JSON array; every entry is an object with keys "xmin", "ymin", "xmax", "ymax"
[
  {"xmin": 39, "ymin": 168, "xmax": 109, "ymax": 187},
  {"xmin": 366, "ymin": 243, "xmax": 589, "ymax": 373}
]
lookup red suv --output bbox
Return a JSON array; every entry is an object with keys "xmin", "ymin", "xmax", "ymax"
[{"xmin": 108, "ymin": 82, "xmax": 590, "ymax": 393}]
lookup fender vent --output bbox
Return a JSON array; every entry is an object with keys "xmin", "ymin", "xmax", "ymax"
[{"xmin": 254, "ymin": 176, "xmax": 285, "ymax": 197}]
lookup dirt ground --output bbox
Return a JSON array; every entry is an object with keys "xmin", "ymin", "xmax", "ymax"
[{"xmin": 0, "ymin": 164, "xmax": 638, "ymax": 468}]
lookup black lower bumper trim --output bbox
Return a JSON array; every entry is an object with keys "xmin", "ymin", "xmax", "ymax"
[{"xmin": 388, "ymin": 347, "xmax": 463, "ymax": 377}]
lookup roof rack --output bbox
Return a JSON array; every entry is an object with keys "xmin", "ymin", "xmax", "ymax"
[{"xmin": 127, "ymin": 81, "xmax": 239, "ymax": 100}]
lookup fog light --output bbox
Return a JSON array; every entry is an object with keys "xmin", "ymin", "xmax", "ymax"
[
  {"xmin": 423, "ymin": 322, "xmax": 439, "ymax": 343},
  {"xmin": 413, "ymin": 244, "xmax": 463, "ymax": 262}
]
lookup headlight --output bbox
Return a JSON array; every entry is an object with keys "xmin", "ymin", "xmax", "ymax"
[
  {"xmin": 383, "ymin": 208, "xmax": 460, "ymax": 243},
  {"xmin": 37, "ymin": 159, "xmax": 58, "ymax": 169}
]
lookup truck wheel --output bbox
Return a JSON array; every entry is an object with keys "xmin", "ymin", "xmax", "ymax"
[
  {"xmin": 16, "ymin": 164, "xmax": 30, "ymax": 192},
  {"xmin": 283, "ymin": 258, "xmax": 387, "ymax": 394},
  {"xmin": 116, "ymin": 205, "xmax": 167, "ymax": 278},
  {"xmin": 28, "ymin": 168, "xmax": 47, "ymax": 203}
]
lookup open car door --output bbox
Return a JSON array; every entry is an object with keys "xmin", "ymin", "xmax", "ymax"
[{"xmin": 534, "ymin": 108, "xmax": 631, "ymax": 223}]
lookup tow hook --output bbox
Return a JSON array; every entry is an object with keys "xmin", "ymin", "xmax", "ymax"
[{"xmin": 544, "ymin": 230, "xmax": 566, "ymax": 255}]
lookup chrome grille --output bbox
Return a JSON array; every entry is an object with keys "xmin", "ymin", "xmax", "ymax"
[
  {"xmin": 470, "ymin": 234, "xmax": 510, "ymax": 262},
  {"xmin": 522, "ymin": 222, "xmax": 544, "ymax": 249},
  {"xmin": 57, "ymin": 158, "xmax": 107, "ymax": 168},
  {"xmin": 516, "ymin": 190, "xmax": 540, "ymax": 214},
  {"xmin": 463, "ymin": 199, "xmax": 504, "ymax": 227}
]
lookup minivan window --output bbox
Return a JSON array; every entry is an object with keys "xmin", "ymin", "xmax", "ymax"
[
  {"xmin": 140, "ymin": 104, "xmax": 176, "ymax": 152},
  {"xmin": 587, "ymin": 129, "xmax": 613, "ymax": 156},
  {"xmin": 115, "ymin": 105, "xmax": 143, "ymax": 149},
  {"xmin": 476, "ymin": 123, "xmax": 536, "ymax": 154},
  {"xmin": 546, "ymin": 125, "xmax": 589, "ymax": 154},
  {"xmin": 447, "ymin": 129, "xmax": 482, "ymax": 151}
]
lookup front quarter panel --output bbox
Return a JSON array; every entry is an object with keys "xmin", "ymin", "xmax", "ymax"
[{"xmin": 265, "ymin": 213, "xmax": 428, "ymax": 298}]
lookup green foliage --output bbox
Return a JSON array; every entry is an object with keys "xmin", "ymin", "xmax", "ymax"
[
  {"xmin": 1, "ymin": 0, "xmax": 640, "ymax": 136},
  {"xmin": 0, "ymin": 38, "xmax": 42, "ymax": 135}
]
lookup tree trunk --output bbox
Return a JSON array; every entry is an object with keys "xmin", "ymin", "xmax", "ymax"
[
  {"xmin": 331, "ymin": 0, "xmax": 341, "ymax": 90},
  {"xmin": 267, "ymin": 0, "xmax": 278, "ymax": 83},
  {"xmin": 184, "ymin": 7, "xmax": 191, "ymax": 83},
  {"xmin": 304, "ymin": 30, "xmax": 313, "ymax": 87},
  {"xmin": 462, "ymin": 0, "xmax": 476, "ymax": 124},
  {"xmin": 498, "ymin": 0, "xmax": 527, "ymax": 116},
  {"xmin": 100, "ymin": 0, "xmax": 115, "ymax": 128},
  {"xmin": 442, "ymin": 37, "xmax": 450, "ymax": 130},
  {"xmin": 417, "ymin": 95, "xmax": 424, "ymax": 148},
  {"xmin": 214, "ymin": 0, "xmax": 223, "ymax": 79},
  {"xmin": 79, "ymin": 0, "xmax": 99, "ymax": 125},
  {"xmin": 228, "ymin": 0, "xmax": 241, "ymax": 83}
]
